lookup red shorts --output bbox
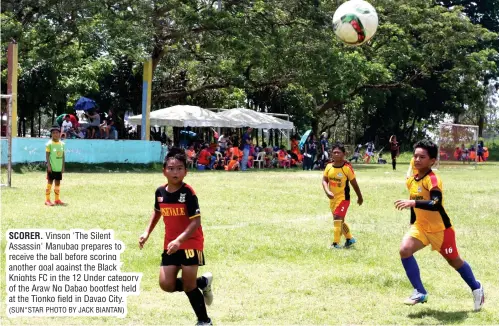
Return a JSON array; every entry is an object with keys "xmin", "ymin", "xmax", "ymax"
[
  {"xmin": 330, "ymin": 200, "xmax": 350, "ymax": 218},
  {"xmin": 439, "ymin": 227, "xmax": 459, "ymax": 260}
]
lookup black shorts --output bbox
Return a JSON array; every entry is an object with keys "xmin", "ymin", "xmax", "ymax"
[
  {"xmin": 391, "ymin": 150, "xmax": 398, "ymax": 160},
  {"xmin": 161, "ymin": 249, "xmax": 205, "ymax": 266},
  {"xmin": 47, "ymin": 171, "xmax": 63, "ymax": 181}
]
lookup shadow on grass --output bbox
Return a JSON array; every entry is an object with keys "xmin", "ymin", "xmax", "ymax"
[{"xmin": 408, "ymin": 308, "xmax": 469, "ymax": 323}]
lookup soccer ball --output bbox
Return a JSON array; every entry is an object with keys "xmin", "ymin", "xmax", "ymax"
[{"xmin": 332, "ymin": 0, "xmax": 378, "ymax": 46}]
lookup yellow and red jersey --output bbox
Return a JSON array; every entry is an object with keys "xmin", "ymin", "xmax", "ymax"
[
  {"xmin": 154, "ymin": 183, "xmax": 204, "ymax": 250},
  {"xmin": 323, "ymin": 162, "xmax": 356, "ymax": 201},
  {"xmin": 406, "ymin": 170, "xmax": 452, "ymax": 233}
]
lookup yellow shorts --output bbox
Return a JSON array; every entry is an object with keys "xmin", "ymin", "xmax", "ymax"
[{"xmin": 405, "ymin": 224, "xmax": 459, "ymax": 259}]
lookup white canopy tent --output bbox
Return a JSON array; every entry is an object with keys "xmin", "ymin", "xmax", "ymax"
[
  {"xmin": 128, "ymin": 105, "xmax": 237, "ymax": 127},
  {"xmin": 216, "ymin": 108, "xmax": 294, "ymax": 130}
]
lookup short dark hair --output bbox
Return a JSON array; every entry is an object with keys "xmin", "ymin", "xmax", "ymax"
[
  {"xmin": 164, "ymin": 147, "xmax": 187, "ymax": 168},
  {"xmin": 413, "ymin": 139, "xmax": 438, "ymax": 159},
  {"xmin": 331, "ymin": 142, "xmax": 346, "ymax": 153}
]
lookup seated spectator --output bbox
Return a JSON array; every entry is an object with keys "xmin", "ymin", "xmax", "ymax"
[
  {"xmin": 225, "ymin": 156, "xmax": 240, "ymax": 171},
  {"xmin": 278, "ymin": 146, "xmax": 291, "ymax": 168},
  {"xmin": 61, "ymin": 115, "xmax": 78, "ymax": 139},
  {"xmin": 186, "ymin": 146, "xmax": 197, "ymax": 165},
  {"xmin": 224, "ymin": 145, "xmax": 232, "ymax": 165},
  {"xmin": 197, "ymin": 145, "xmax": 215, "ymax": 170},
  {"xmin": 85, "ymin": 109, "xmax": 101, "ymax": 139},
  {"xmin": 100, "ymin": 109, "xmax": 116, "ymax": 139}
]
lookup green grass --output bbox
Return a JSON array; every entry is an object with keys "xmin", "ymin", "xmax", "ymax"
[{"xmin": 1, "ymin": 162, "xmax": 499, "ymax": 325}]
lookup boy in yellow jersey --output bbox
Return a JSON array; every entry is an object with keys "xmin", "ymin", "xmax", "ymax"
[
  {"xmin": 322, "ymin": 142, "xmax": 363, "ymax": 249},
  {"xmin": 394, "ymin": 139, "xmax": 484, "ymax": 311},
  {"xmin": 45, "ymin": 126, "xmax": 65, "ymax": 206}
]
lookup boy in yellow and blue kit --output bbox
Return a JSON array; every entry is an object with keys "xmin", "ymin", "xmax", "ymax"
[
  {"xmin": 395, "ymin": 139, "xmax": 484, "ymax": 311},
  {"xmin": 322, "ymin": 142, "xmax": 363, "ymax": 249}
]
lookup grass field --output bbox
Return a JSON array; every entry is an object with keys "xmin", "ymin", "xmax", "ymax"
[{"xmin": 1, "ymin": 162, "xmax": 499, "ymax": 325}]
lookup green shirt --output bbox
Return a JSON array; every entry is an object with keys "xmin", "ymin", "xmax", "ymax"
[
  {"xmin": 56, "ymin": 114, "xmax": 66, "ymax": 127},
  {"xmin": 46, "ymin": 140, "xmax": 65, "ymax": 172}
]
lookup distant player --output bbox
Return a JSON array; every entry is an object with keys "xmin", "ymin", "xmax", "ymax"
[
  {"xmin": 139, "ymin": 148, "xmax": 214, "ymax": 325},
  {"xmin": 394, "ymin": 139, "xmax": 484, "ymax": 310},
  {"xmin": 45, "ymin": 126, "xmax": 65, "ymax": 206},
  {"xmin": 322, "ymin": 142, "xmax": 364, "ymax": 249}
]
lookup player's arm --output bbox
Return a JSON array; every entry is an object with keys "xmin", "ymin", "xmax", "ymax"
[
  {"xmin": 62, "ymin": 151, "xmax": 65, "ymax": 173},
  {"xmin": 46, "ymin": 147, "xmax": 51, "ymax": 172},
  {"xmin": 322, "ymin": 176, "xmax": 334, "ymax": 199},
  {"xmin": 395, "ymin": 188, "xmax": 442, "ymax": 211},
  {"xmin": 350, "ymin": 178, "xmax": 363, "ymax": 205},
  {"xmin": 139, "ymin": 210, "xmax": 162, "ymax": 249}
]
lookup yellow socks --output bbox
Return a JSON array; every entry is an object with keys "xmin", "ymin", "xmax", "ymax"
[
  {"xmin": 342, "ymin": 222, "xmax": 353, "ymax": 239},
  {"xmin": 46, "ymin": 184, "xmax": 52, "ymax": 201},
  {"xmin": 333, "ymin": 220, "xmax": 342, "ymax": 244},
  {"xmin": 54, "ymin": 185, "xmax": 60, "ymax": 201}
]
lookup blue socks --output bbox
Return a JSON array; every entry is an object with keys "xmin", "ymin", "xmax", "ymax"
[
  {"xmin": 401, "ymin": 256, "xmax": 427, "ymax": 294},
  {"xmin": 457, "ymin": 261, "xmax": 480, "ymax": 291}
]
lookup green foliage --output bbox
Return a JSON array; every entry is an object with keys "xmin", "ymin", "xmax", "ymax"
[{"xmin": 1, "ymin": 0, "xmax": 497, "ymax": 143}]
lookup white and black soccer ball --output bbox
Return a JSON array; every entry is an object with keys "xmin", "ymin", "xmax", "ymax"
[{"xmin": 332, "ymin": 0, "xmax": 379, "ymax": 46}]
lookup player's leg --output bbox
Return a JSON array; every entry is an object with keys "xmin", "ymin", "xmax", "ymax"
[
  {"xmin": 159, "ymin": 265, "xmax": 181, "ymax": 292},
  {"xmin": 437, "ymin": 228, "xmax": 484, "ymax": 311},
  {"xmin": 331, "ymin": 200, "xmax": 350, "ymax": 248},
  {"xmin": 54, "ymin": 172, "xmax": 64, "ymax": 205},
  {"xmin": 400, "ymin": 227, "xmax": 428, "ymax": 304},
  {"xmin": 391, "ymin": 150, "xmax": 397, "ymax": 170},
  {"xmin": 45, "ymin": 176, "xmax": 54, "ymax": 206},
  {"xmin": 181, "ymin": 264, "xmax": 211, "ymax": 325}
]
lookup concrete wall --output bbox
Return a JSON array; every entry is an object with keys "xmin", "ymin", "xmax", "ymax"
[{"xmin": 0, "ymin": 138, "xmax": 164, "ymax": 164}]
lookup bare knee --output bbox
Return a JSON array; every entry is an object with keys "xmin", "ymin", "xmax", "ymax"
[
  {"xmin": 399, "ymin": 244, "xmax": 414, "ymax": 258},
  {"xmin": 446, "ymin": 256, "xmax": 464, "ymax": 269},
  {"xmin": 159, "ymin": 280, "xmax": 176, "ymax": 293}
]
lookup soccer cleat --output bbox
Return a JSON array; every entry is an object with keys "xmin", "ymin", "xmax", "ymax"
[
  {"xmin": 404, "ymin": 289, "xmax": 428, "ymax": 305},
  {"xmin": 45, "ymin": 200, "xmax": 55, "ymax": 206},
  {"xmin": 330, "ymin": 243, "xmax": 342, "ymax": 249},
  {"xmin": 202, "ymin": 272, "xmax": 214, "ymax": 306},
  {"xmin": 344, "ymin": 238, "xmax": 357, "ymax": 248},
  {"xmin": 472, "ymin": 281, "xmax": 484, "ymax": 311},
  {"xmin": 195, "ymin": 319, "xmax": 212, "ymax": 326},
  {"xmin": 54, "ymin": 200, "xmax": 65, "ymax": 206}
]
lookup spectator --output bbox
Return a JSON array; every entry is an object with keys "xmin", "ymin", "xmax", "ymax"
[
  {"xmin": 186, "ymin": 146, "xmax": 197, "ymax": 166},
  {"xmin": 218, "ymin": 133, "xmax": 228, "ymax": 154},
  {"xmin": 389, "ymin": 135, "xmax": 400, "ymax": 170},
  {"xmin": 197, "ymin": 145, "xmax": 215, "ymax": 170},
  {"xmin": 241, "ymin": 127, "xmax": 252, "ymax": 171},
  {"xmin": 477, "ymin": 142, "xmax": 485, "ymax": 162},
  {"xmin": 226, "ymin": 156, "xmax": 240, "ymax": 171},
  {"xmin": 349, "ymin": 144, "xmax": 362, "ymax": 163},
  {"xmin": 291, "ymin": 135, "xmax": 303, "ymax": 163},
  {"xmin": 86, "ymin": 109, "xmax": 100, "ymax": 139},
  {"xmin": 101, "ymin": 109, "xmax": 116, "ymax": 139},
  {"xmin": 364, "ymin": 141, "xmax": 375, "ymax": 163},
  {"xmin": 303, "ymin": 134, "xmax": 317, "ymax": 170},
  {"xmin": 278, "ymin": 145, "xmax": 291, "ymax": 168},
  {"xmin": 60, "ymin": 115, "xmax": 73, "ymax": 139}
]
